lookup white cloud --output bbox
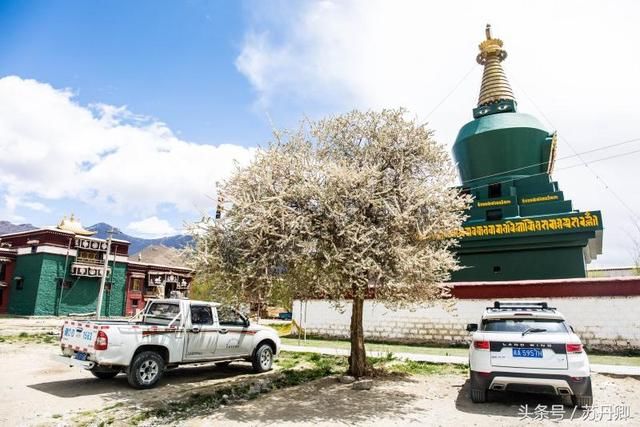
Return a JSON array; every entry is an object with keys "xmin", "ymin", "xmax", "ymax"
[
  {"xmin": 126, "ymin": 216, "xmax": 177, "ymax": 238},
  {"xmin": 236, "ymin": 0, "xmax": 640, "ymax": 267},
  {"xmin": 0, "ymin": 76, "xmax": 255, "ymax": 220}
]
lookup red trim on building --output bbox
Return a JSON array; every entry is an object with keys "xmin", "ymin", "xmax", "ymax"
[
  {"xmin": 451, "ymin": 277, "xmax": 640, "ymax": 299},
  {"xmin": 0, "ymin": 251, "xmax": 16, "ymax": 313}
]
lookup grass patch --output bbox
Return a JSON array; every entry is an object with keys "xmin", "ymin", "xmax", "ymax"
[
  {"xmin": 387, "ymin": 360, "xmax": 467, "ymax": 376},
  {"xmin": 589, "ymin": 354, "xmax": 640, "ymax": 366},
  {"xmin": 282, "ymin": 337, "xmax": 640, "ymax": 366},
  {"xmin": 0, "ymin": 332, "xmax": 59, "ymax": 344},
  {"xmin": 282, "ymin": 337, "xmax": 468, "ymax": 357}
]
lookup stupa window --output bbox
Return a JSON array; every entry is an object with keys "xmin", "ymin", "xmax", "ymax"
[
  {"xmin": 488, "ymin": 183, "xmax": 502, "ymax": 198},
  {"xmin": 486, "ymin": 209, "xmax": 503, "ymax": 222}
]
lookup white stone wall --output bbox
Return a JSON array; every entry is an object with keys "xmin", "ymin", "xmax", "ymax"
[{"xmin": 292, "ymin": 297, "xmax": 640, "ymax": 351}]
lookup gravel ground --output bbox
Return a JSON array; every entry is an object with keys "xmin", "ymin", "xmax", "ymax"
[
  {"xmin": 185, "ymin": 374, "xmax": 639, "ymax": 427},
  {"xmin": 0, "ymin": 342, "xmax": 270, "ymax": 426},
  {"xmin": 0, "ymin": 338, "xmax": 638, "ymax": 426}
]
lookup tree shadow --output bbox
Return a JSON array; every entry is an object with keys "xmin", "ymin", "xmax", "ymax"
[{"xmin": 211, "ymin": 376, "xmax": 429, "ymax": 425}]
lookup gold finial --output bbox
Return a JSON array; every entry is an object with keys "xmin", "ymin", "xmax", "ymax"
[
  {"xmin": 476, "ymin": 24, "xmax": 515, "ymax": 107},
  {"xmin": 57, "ymin": 213, "xmax": 95, "ymax": 236}
]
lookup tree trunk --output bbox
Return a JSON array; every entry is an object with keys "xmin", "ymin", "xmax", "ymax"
[{"xmin": 349, "ymin": 295, "xmax": 367, "ymax": 377}]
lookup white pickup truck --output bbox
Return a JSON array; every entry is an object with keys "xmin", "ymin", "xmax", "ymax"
[{"xmin": 55, "ymin": 298, "xmax": 281, "ymax": 388}]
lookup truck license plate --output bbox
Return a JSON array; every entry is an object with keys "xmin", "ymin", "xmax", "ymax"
[
  {"xmin": 512, "ymin": 348, "xmax": 543, "ymax": 358},
  {"xmin": 74, "ymin": 352, "xmax": 87, "ymax": 361}
]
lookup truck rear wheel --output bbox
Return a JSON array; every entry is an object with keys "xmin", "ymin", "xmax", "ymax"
[
  {"xmin": 90, "ymin": 367, "xmax": 119, "ymax": 379},
  {"xmin": 252, "ymin": 344, "xmax": 273, "ymax": 373},
  {"xmin": 127, "ymin": 351, "xmax": 165, "ymax": 389}
]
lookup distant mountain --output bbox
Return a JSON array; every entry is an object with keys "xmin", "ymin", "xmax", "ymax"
[
  {"xmin": 0, "ymin": 220, "xmax": 191, "ymax": 255},
  {"xmin": 88, "ymin": 223, "xmax": 193, "ymax": 255},
  {"xmin": 0, "ymin": 220, "xmax": 36, "ymax": 235}
]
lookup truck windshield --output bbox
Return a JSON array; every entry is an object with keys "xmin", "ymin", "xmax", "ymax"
[
  {"xmin": 482, "ymin": 318, "xmax": 568, "ymax": 333},
  {"xmin": 144, "ymin": 303, "xmax": 181, "ymax": 325}
]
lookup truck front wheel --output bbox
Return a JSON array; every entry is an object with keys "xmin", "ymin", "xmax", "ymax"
[
  {"xmin": 252, "ymin": 344, "xmax": 273, "ymax": 373},
  {"xmin": 127, "ymin": 351, "xmax": 165, "ymax": 389}
]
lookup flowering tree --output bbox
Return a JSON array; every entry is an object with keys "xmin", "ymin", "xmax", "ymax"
[{"xmin": 189, "ymin": 110, "xmax": 470, "ymax": 377}]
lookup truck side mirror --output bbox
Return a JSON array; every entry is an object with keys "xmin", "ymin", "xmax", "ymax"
[{"xmin": 466, "ymin": 323, "xmax": 478, "ymax": 332}]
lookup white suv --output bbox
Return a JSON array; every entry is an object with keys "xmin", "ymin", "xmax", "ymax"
[{"xmin": 467, "ymin": 301, "xmax": 592, "ymax": 407}]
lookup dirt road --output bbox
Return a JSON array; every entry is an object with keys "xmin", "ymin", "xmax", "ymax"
[
  {"xmin": 186, "ymin": 374, "xmax": 639, "ymax": 426},
  {"xmin": 0, "ymin": 342, "xmax": 269, "ymax": 426},
  {"xmin": 0, "ymin": 341, "xmax": 638, "ymax": 426}
]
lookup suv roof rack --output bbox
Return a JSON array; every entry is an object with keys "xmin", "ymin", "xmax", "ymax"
[{"xmin": 486, "ymin": 301, "xmax": 557, "ymax": 312}]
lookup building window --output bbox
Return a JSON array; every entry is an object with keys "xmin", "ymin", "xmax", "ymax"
[
  {"xmin": 130, "ymin": 277, "xmax": 143, "ymax": 292},
  {"xmin": 486, "ymin": 209, "xmax": 503, "ymax": 221},
  {"xmin": 15, "ymin": 277, "xmax": 24, "ymax": 290},
  {"xmin": 488, "ymin": 183, "xmax": 501, "ymax": 198},
  {"xmin": 76, "ymin": 250, "xmax": 102, "ymax": 265},
  {"xmin": 0, "ymin": 263, "xmax": 6, "ymax": 281},
  {"xmin": 131, "ymin": 298, "xmax": 139, "ymax": 308}
]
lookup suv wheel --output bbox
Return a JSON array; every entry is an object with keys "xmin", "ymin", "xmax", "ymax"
[
  {"xmin": 572, "ymin": 377, "xmax": 593, "ymax": 408},
  {"xmin": 127, "ymin": 351, "xmax": 165, "ymax": 389},
  {"xmin": 470, "ymin": 388, "xmax": 487, "ymax": 403},
  {"xmin": 470, "ymin": 374, "xmax": 488, "ymax": 403},
  {"xmin": 252, "ymin": 344, "xmax": 273, "ymax": 373}
]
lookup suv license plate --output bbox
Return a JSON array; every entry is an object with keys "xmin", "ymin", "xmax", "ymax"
[
  {"xmin": 512, "ymin": 348, "xmax": 542, "ymax": 358},
  {"xmin": 74, "ymin": 352, "xmax": 88, "ymax": 361}
]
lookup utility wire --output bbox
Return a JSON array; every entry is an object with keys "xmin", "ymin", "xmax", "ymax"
[
  {"xmin": 464, "ymin": 146, "xmax": 640, "ymax": 193},
  {"xmin": 425, "ymin": 65, "xmax": 477, "ymax": 120},
  {"xmin": 512, "ymin": 78, "xmax": 640, "ymax": 223},
  {"xmin": 461, "ymin": 136, "xmax": 640, "ymax": 185}
]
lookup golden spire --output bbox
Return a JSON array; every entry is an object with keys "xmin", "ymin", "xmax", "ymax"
[
  {"xmin": 476, "ymin": 24, "xmax": 515, "ymax": 107},
  {"xmin": 57, "ymin": 214, "xmax": 95, "ymax": 236}
]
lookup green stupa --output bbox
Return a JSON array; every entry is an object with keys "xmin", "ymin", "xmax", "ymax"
[{"xmin": 451, "ymin": 25, "xmax": 603, "ymax": 281}]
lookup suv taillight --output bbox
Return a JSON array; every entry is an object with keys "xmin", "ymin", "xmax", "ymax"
[
  {"xmin": 566, "ymin": 343, "xmax": 583, "ymax": 353},
  {"xmin": 94, "ymin": 330, "xmax": 108, "ymax": 350},
  {"xmin": 473, "ymin": 340, "xmax": 490, "ymax": 350}
]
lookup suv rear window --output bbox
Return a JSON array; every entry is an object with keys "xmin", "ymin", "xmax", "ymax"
[{"xmin": 482, "ymin": 318, "xmax": 568, "ymax": 333}]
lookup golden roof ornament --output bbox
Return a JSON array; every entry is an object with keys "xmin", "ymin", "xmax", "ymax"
[
  {"xmin": 57, "ymin": 213, "xmax": 95, "ymax": 236},
  {"xmin": 476, "ymin": 24, "xmax": 515, "ymax": 107}
]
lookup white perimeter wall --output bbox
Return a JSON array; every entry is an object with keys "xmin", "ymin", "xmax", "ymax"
[{"xmin": 292, "ymin": 297, "xmax": 640, "ymax": 351}]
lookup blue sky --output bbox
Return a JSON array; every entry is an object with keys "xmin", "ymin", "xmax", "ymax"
[
  {"xmin": 0, "ymin": 0, "xmax": 265, "ymax": 145},
  {"xmin": 0, "ymin": 1, "xmax": 639, "ymax": 266}
]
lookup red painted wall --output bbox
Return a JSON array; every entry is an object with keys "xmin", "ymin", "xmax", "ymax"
[
  {"xmin": 0, "ymin": 259, "xmax": 16, "ymax": 313},
  {"xmin": 451, "ymin": 277, "xmax": 640, "ymax": 299}
]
